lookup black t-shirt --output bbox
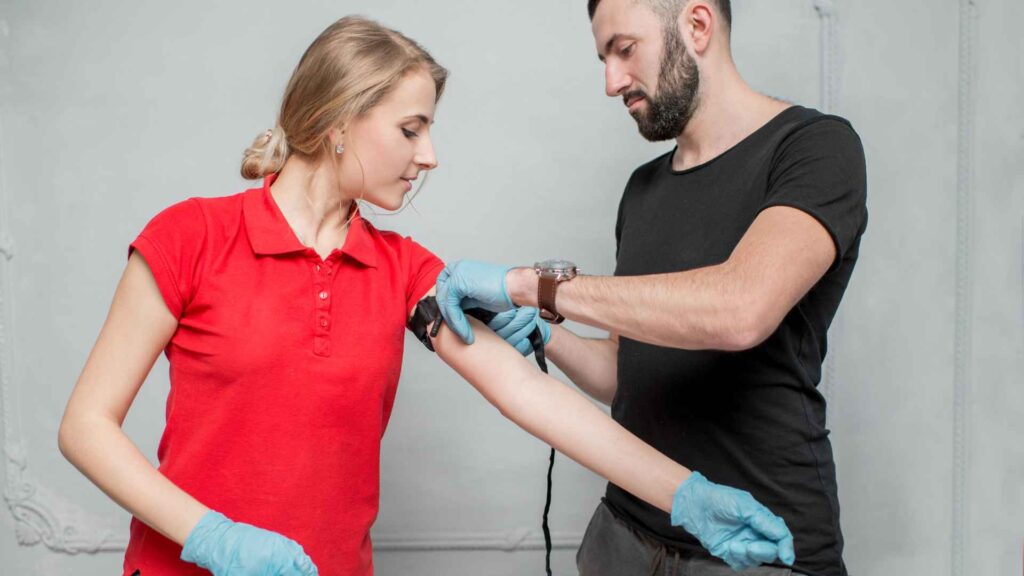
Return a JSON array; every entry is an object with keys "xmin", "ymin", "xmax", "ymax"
[{"xmin": 606, "ymin": 105, "xmax": 867, "ymax": 576}]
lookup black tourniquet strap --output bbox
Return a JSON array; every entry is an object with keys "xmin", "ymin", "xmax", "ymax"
[{"xmin": 409, "ymin": 296, "xmax": 442, "ymax": 352}]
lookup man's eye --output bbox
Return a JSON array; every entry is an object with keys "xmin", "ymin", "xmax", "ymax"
[
  {"xmin": 402, "ymin": 128, "xmax": 418, "ymax": 138},
  {"xmin": 620, "ymin": 44, "xmax": 635, "ymax": 57}
]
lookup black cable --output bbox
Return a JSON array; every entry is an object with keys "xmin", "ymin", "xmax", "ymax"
[{"xmin": 528, "ymin": 328, "xmax": 555, "ymax": 576}]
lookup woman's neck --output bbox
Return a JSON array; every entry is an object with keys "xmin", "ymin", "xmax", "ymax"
[{"xmin": 270, "ymin": 155, "xmax": 355, "ymax": 258}]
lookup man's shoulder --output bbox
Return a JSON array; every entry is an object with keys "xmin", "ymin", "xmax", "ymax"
[
  {"xmin": 627, "ymin": 149, "xmax": 674, "ymax": 186},
  {"xmin": 776, "ymin": 105, "xmax": 858, "ymax": 143},
  {"xmin": 771, "ymin": 106, "xmax": 864, "ymax": 167}
]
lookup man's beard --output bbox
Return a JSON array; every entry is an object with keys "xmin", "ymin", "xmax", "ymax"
[{"xmin": 626, "ymin": 25, "xmax": 701, "ymax": 142}]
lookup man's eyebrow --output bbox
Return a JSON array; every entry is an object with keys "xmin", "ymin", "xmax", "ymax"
[{"xmin": 598, "ymin": 33, "xmax": 627, "ymax": 62}]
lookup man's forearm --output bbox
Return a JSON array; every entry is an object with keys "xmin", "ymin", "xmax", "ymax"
[
  {"xmin": 545, "ymin": 325, "xmax": 618, "ymax": 405},
  {"xmin": 508, "ymin": 265, "xmax": 760, "ymax": 351}
]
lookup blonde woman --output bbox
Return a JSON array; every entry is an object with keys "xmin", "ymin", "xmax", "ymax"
[{"xmin": 58, "ymin": 16, "xmax": 793, "ymax": 576}]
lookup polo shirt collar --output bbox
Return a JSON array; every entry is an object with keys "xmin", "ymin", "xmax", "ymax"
[{"xmin": 243, "ymin": 173, "xmax": 378, "ymax": 268}]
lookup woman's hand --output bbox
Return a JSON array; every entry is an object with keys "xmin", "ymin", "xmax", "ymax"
[
  {"xmin": 180, "ymin": 510, "xmax": 318, "ymax": 576},
  {"xmin": 671, "ymin": 471, "xmax": 796, "ymax": 571}
]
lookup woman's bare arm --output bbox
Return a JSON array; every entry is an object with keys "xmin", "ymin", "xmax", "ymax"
[
  {"xmin": 58, "ymin": 251, "xmax": 208, "ymax": 545},
  {"xmin": 426, "ymin": 305, "xmax": 690, "ymax": 513}
]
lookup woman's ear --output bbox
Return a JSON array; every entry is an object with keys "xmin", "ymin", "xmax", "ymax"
[{"xmin": 328, "ymin": 126, "xmax": 345, "ymax": 148}]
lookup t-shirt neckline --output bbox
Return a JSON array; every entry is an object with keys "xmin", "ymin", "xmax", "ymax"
[{"xmin": 665, "ymin": 105, "xmax": 803, "ymax": 176}]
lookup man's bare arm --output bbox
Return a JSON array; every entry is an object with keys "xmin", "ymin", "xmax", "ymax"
[
  {"xmin": 508, "ymin": 206, "xmax": 836, "ymax": 351},
  {"xmin": 544, "ymin": 327, "xmax": 619, "ymax": 405}
]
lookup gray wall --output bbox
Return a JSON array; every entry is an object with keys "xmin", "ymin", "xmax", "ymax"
[{"xmin": 1, "ymin": 1, "xmax": 1021, "ymax": 575}]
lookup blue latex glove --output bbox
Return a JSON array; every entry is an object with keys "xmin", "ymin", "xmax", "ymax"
[
  {"xmin": 485, "ymin": 307, "xmax": 552, "ymax": 356},
  {"xmin": 436, "ymin": 260, "xmax": 515, "ymax": 344},
  {"xmin": 180, "ymin": 510, "xmax": 319, "ymax": 576},
  {"xmin": 671, "ymin": 471, "xmax": 796, "ymax": 572}
]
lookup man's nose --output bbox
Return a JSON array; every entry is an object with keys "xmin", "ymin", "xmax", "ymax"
[{"xmin": 605, "ymin": 61, "xmax": 631, "ymax": 97}]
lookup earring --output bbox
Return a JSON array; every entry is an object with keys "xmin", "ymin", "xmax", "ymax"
[{"xmin": 335, "ymin": 144, "xmax": 345, "ymax": 155}]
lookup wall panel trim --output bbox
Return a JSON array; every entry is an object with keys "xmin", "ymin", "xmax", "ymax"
[
  {"xmin": 812, "ymin": 0, "xmax": 842, "ymax": 423},
  {"xmin": 373, "ymin": 529, "xmax": 581, "ymax": 552},
  {"xmin": 952, "ymin": 1, "xmax": 978, "ymax": 575}
]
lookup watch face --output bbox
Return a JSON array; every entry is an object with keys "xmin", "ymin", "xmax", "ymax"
[{"xmin": 536, "ymin": 259, "xmax": 576, "ymax": 273}]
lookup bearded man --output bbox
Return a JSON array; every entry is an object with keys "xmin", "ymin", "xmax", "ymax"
[{"xmin": 436, "ymin": 1, "xmax": 866, "ymax": 575}]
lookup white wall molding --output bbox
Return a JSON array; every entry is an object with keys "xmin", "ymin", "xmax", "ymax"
[
  {"xmin": 812, "ymin": 0, "xmax": 842, "ymax": 421},
  {"xmin": 373, "ymin": 529, "xmax": 581, "ymax": 552},
  {"xmin": 813, "ymin": 0, "xmax": 841, "ymax": 114},
  {"xmin": 0, "ymin": 16, "xmax": 10, "ymax": 100},
  {"xmin": 952, "ymin": 1, "xmax": 978, "ymax": 575}
]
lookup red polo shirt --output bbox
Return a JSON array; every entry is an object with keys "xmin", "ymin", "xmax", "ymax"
[{"xmin": 122, "ymin": 174, "xmax": 443, "ymax": 576}]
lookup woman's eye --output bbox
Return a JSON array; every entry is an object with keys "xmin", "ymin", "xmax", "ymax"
[{"xmin": 402, "ymin": 128, "xmax": 418, "ymax": 138}]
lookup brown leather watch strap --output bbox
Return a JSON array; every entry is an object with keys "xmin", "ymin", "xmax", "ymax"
[{"xmin": 538, "ymin": 273, "xmax": 564, "ymax": 324}]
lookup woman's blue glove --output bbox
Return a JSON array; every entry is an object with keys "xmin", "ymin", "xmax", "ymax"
[
  {"xmin": 436, "ymin": 260, "xmax": 515, "ymax": 344},
  {"xmin": 485, "ymin": 307, "xmax": 552, "ymax": 356},
  {"xmin": 671, "ymin": 472, "xmax": 796, "ymax": 572},
  {"xmin": 180, "ymin": 510, "xmax": 319, "ymax": 576}
]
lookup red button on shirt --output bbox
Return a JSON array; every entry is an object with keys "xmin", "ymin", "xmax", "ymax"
[{"xmin": 123, "ymin": 174, "xmax": 443, "ymax": 576}]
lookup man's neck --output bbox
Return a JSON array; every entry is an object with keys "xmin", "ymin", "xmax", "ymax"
[{"xmin": 671, "ymin": 67, "xmax": 791, "ymax": 172}]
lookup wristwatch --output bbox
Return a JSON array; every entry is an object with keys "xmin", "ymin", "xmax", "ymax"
[{"xmin": 533, "ymin": 259, "xmax": 578, "ymax": 324}]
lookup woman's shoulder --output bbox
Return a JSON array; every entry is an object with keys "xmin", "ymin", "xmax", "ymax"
[
  {"xmin": 150, "ymin": 187, "xmax": 248, "ymax": 216},
  {"xmin": 140, "ymin": 188, "xmax": 255, "ymax": 249},
  {"xmin": 188, "ymin": 187, "xmax": 251, "ymax": 215}
]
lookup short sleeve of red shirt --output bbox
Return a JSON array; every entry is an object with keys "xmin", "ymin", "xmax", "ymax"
[
  {"xmin": 128, "ymin": 199, "xmax": 208, "ymax": 318},
  {"xmin": 402, "ymin": 237, "xmax": 444, "ymax": 318}
]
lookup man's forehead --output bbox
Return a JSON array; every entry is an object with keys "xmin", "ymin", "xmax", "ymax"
[{"xmin": 592, "ymin": 0, "xmax": 660, "ymax": 44}]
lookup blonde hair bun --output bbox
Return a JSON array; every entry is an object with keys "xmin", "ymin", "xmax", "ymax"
[{"xmin": 241, "ymin": 126, "xmax": 289, "ymax": 180}]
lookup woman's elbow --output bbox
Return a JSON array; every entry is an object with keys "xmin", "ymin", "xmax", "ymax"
[
  {"xmin": 57, "ymin": 406, "xmax": 98, "ymax": 461},
  {"xmin": 490, "ymin": 380, "xmax": 541, "ymax": 429},
  {"xmin": 57, "ymin": 413, "xmax": 79, "ymax": 460},
  {"xmin": 490, "ymin": 389, "xmax": 525, "ymax": 422}
]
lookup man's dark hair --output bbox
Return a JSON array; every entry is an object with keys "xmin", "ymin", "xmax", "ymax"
[{"xmin": 587, "ymin": 0, "xmax": 732, "ymax": 31}]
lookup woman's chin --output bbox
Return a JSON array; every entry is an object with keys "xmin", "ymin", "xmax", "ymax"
[{"xmin": 364, "ymin": 197, "xmax": 404, "ymax": 212}]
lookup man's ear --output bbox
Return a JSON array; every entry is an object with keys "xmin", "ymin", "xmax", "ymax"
[{"xmin": 679, "ymin": 1, "xmax": 715, "ymax": 56}]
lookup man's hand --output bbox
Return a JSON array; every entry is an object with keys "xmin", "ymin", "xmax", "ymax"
[
  {"xmin": 671, "ymin": 472, "xmax": 796, "ymax": 572},
  {"xmin": 436, "ymin": 260, "xmax": 516, "ymax": 344},
  {"xmin": 485, "ymin": 307, "xmax": 551, "ymax": 355}
]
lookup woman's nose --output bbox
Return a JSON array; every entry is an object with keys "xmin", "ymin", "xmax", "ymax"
[{"xmin": 415, "ymin": 139, "xmax": 437, "ymax": 170}]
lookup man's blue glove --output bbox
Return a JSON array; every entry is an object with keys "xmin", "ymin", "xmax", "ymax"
[
  {"xmin": 671, "ymin": 471, "xmax": 796, "ymax": 572},
  {"xmin": 180, "ymin": 510, "xmax": 319, "ymax": 576},
  {"xmin": 485, "ymin": 307, "xmax": 551, "ymax": 356},
  {"xmin": 436, "ymin": 260, "xmax": 515, "ymax": 344}
]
